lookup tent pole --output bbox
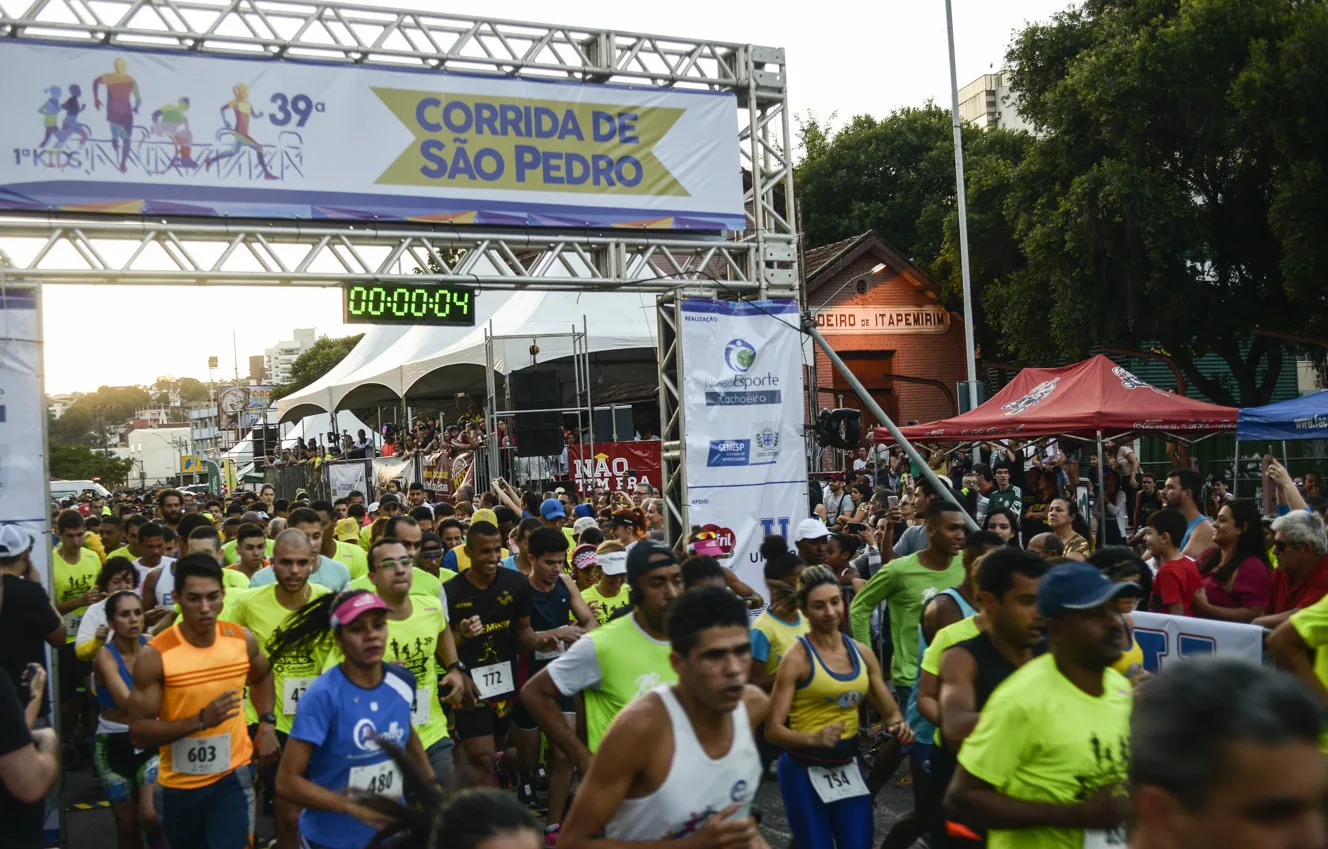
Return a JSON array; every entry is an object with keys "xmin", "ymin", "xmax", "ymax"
[
  {"xmin": 1096, "ymin": 430, "xmax": 1106, "ymax": 549},
  {"xmin": 806, "ymin": 323, "xmax": 977, "ymax": 531},
  {"xmin": 1232, "ymin": 440, "xmax": 1239, "ymax": 498}
]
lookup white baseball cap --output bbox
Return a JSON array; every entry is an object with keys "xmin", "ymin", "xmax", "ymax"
[
  {"xmin": 598, "ymin": 550, "xmax": 628, "ymax": 576},
  {"xmin": 0, "ymin": 525, "xmax": 34, "ymax": 558},
  {"xmin": 572, "ymin": 516, "xmax": 599, "ymax": 536},
  {"xmin": 795, "ymin": 518, "xmax": 831, "ymax": 542}
]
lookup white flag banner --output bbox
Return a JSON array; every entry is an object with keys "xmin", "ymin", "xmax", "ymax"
[
  {"xmin": 326, "ymin": 461, "xmax": 368, "ymax": 501},
  {"xmin": 0, "ymin": 287, "xmax": 50, "ymax": 572},
  {"xmin": 679, "ymin": 299, "xmax": 806, "ymax": 600},
  {"xmin": 1130, "ymin": 611, "xmax": 1265, "ymax": 673}
]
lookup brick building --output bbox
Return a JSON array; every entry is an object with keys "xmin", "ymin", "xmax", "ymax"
[{"xmin": 805, "ymin": 231, "xmax": 969, "ymax": 434}]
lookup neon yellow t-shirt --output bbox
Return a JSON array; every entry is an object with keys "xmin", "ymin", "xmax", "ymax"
[
  {"xmin": 107, "ymin": 545, "xmax": 136, "ymax": 562},
  {"xmin": 323, "ymin": 596, "xmax": 451, "ymax": 748},
  {"xmin": 222, "ymin": 538, "xmax": 275, "ymax": 566},
  {"xmin": 360, "ymin": 525, "xmax": 373, "ymax": 551},
  {"xmin": 222, "ymin": 568, "xmax": 251, "ymax": 591},
  {"xmin": 53, "ymin": 547, "xmax": 102, "ymax": 643},
  {"xmin": 748, "ymin": 609, "xmax": 809, "ymax": 677},
  {"xmin": 581, "ymin": 584, "xmax": 633, "ymax": 627},
  {"xmin": 334, "ymin": 541, "xmax": 369, "ymax": 580},
  {"xmin": 347, "ymin": 567, "xmax": 455, "ymax": 601},
  {"xmin": 920, "ymin": 616, "xmax": 981, "ymax": 678},
  {"xmin": 230, "ymin": 583, "xmax": 332, "ymax": 733},
  {"xmin": 1291, "ymin": 596, "xmax": 1328, "ymax": 750},
  {"xmin": 958, "ymin": 653, "xmax": 1132, "ymax": 849}
]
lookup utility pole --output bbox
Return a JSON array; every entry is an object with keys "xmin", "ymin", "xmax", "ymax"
[{"xmin": 944, "ymin": 0, "xmax": 980, "ymax": 411}]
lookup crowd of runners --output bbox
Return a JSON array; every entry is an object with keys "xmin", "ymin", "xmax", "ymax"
[{"xmin": 1, "ymin": 477, "xmax": 1326, "ymax": 849}]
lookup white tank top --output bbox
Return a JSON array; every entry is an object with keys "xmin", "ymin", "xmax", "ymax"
[
  {"xmin": 149, "ymin": 558, "xmax": 178, "ymax": 607},
  {"xmin": 604, "ymin": 685, "xmax": 761, "ymax": 841}
]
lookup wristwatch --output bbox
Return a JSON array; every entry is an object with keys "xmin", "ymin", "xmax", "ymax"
[
  {"xmin": 446, "ymin": 661, "xmax": 468, "ymax": 674},
  {"xmin": 258, "ymin": 712, "xmax": 277, "ymax": 726}
]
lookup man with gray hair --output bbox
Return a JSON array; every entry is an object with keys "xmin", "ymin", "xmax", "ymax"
[
  {"xmin": 1254, "ymin": 510, "xmax": 1328, "ymax": 629},
  {"xmin": 1128, "ymin": 657, "xmax": 1326, "ymax": 849}
]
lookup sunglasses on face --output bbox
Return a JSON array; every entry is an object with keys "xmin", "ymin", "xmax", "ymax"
[
  {"xmin": 1274, "ymin": 541, "xmax": 1302, "ymax": 552},
  {"xmin": 420, "ymin": 549, "xmax": 444, "ymax": 559}
]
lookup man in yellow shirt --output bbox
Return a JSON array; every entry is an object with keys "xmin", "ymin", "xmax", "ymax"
[
  {"xmin": 52, "ymin": 509, "xmax": 104, "ymax": 746},
  {"xmin": 947, "ymin": 562, "xmax": 1133, "ymax": 849}
]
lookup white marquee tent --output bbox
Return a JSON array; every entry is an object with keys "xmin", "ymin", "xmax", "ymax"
[{"xmin": 276, "ymin": 291, "xmax": 661, "ymax": 421}]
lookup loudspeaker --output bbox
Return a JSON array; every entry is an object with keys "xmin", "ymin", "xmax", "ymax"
[
  {"xmin": 514, "ymin": 411, "xmax": 564, "ymax": 457},
  {"xmin": 591, "ymin": 405, "xmax": 635, "ymax": 442},
  {"xmin": 510, "ymin": 368, "xmax": 561, "ymax": 411}
]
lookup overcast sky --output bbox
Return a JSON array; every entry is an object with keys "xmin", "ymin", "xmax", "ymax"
[{"xmin": 33, "ymin": 0, "xmax": 1072, "ymax": 394}]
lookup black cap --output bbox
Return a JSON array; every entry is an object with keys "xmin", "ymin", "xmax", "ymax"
[
  {"xmin": 626, "ymin": 540, "xmax": 679, "ymax": 585},
  {"xmin": 379, "ymin": 493, "xmax": 400, "ymax": 505},
  {"xmin": 493, "ymin": 506, "xmax": 518, "ymax": 525}
]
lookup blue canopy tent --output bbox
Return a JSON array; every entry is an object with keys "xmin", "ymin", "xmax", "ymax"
[{"xmin": 1236, "ymin": 390, "xmax": 1328, "ymax": 441}]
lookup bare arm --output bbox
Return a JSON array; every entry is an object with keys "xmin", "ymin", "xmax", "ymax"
[
  {"xmin": 916, "ymin": 669, "xmax": 940, "ymax": 726},
  {"xmin": 128, "ymin": 646, "xmax": 208, "ymax": 750},
  {"xmin": 1268, "ymin": 621, "xmax": 1328, "ymax": 705},
  {"xmin": 276, "ymin": 736, "xmax": 393, "ymax": 832},
  {"xmin": 765, "ymin": 643, "xmax": 843, "ymax": 750},
  {"xmin": 922, "ymin": 594, "xmax": 962, "ymax": 645},
  {"xmin": 563, "ymin": 575, "xmax": 598, "ymax": 631},
  {"xmin": 516, "ymin": 616, "xmax": 558, "ymax": 653},
  {"xmin": 945, "ymin": 766, "xmax": 1120, "ymax": 830},
  {"xmin": 94, "ymin": 645, "xmax": 133, "ymax": 710},
  {"xmin": 937, "ymin": 646, "xmax": 980, "ymax": 747},
  {"xmin": 0, "ymin": 728, "xmax": 59, "ymax": 804},
  {"xmin": 858, "ymin": 639, "xmax": 912, "ymax": 741},
  {"xmin": 1252, "ymin": 609, "xmax": 1296, "ymax": 631},
  {"xmin": 1180, "ymin": 521, "xmax": 1217, "ymax": 561},
  {"xmin": 724, "ymin": 569, "xmax": 763, "ymax": 608},
  {"xmin": 559, "ymin": 697, "xmax": 756, "ymax": 849}
]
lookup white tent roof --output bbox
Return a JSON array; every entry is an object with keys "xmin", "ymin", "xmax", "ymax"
[{"xmin": 278, "ymin": 291, "xmax": 659, "ymax": 417}]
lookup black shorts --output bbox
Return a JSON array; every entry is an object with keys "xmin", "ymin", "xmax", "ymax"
[
  {"xmin": 58, "ymin": 642, "xmax": 92, "ymax": 702},
  {"xmin": 510, "ymin": 691, "xmax": 575, "ymax": 732},
  {"xmin": 454, "ymin": 701, "xmax": 512, "ymax": 741}
]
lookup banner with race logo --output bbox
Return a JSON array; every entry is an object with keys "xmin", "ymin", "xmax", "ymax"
[
  {"xmin": 680, "ymin": 299, "xmax": 806, "ymax": 599},
  {"xmin": 1130, "ymin": 611, "xmax": 1265, "ymax": 673},
  {"xmin": 326, "ymin": 460, "xmax": 368, "ymax": 501},
  {"xmin": 0, "ymin": 41, "xmax": 743, "ymax": 230},
  {"xmin": 568, "ymin": 441, "xmax": 661, "ymax": 494}
]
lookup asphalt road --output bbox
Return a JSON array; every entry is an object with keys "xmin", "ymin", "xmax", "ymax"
[{"xmin": 58, "ymin": 756, "xmax": 919, "ymax": 847}]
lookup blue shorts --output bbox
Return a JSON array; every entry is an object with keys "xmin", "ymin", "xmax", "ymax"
[
  {"xmin": 776, "ymin": 753, "xmax": 873, "ymax": 849},
  {"xmin": 160, "ymin": 765, "xmax": 255, "ymax": 849}
]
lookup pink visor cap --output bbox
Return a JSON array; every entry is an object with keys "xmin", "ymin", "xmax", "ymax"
[{"xmin": 330, "ymin": 592, "xmax": 389, "ymax": 629}]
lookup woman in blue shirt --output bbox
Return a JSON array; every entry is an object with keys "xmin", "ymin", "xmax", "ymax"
[{"xmin": 273, "ymin": 589, "xmax": 433, "ymax": 849}]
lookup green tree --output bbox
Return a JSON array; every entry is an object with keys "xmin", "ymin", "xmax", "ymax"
[
  {"xmin": 269, "ymin": 334, "xmax": 364, "ymax": 401},
  {"xmin": 795, "ymin": 105, "xmax": 1032, "ymax": 359},
  {"xmin": 49, "ymin": 443, "xmax": 135, "ymax": 487},
  {"xmin": 995, "ymin": 0, "xmax": 1325, "ymax": 406},
  {"xmin": 48, "ymin": 385, "xmax": 152, "ymax": 446}
]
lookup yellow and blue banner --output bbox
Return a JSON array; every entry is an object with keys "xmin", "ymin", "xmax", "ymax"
[{"xmin": 1, "ymin": 41, "xmax": 744, "ymax": 230}]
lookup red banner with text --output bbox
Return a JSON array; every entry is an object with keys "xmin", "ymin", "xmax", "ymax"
[{"xmin": 568, "ymin": 441, "xmax": 661, "ymax": 494}]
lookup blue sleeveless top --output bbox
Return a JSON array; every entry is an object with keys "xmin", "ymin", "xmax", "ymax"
[{"xmin": 95, "ymin": 636, "xmax": 146, "ymax": 710}]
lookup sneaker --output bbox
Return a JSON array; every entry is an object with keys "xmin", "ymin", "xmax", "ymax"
[{"xmin": 543, "ymin": 824, "xmax": 560, "ymax": 847}]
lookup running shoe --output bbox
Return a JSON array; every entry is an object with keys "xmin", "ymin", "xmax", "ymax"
[{"xmin": 544, "ymin": 824, "xmax": 560, "ymax": 847}]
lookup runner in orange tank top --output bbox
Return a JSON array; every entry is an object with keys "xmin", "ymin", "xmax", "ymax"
[{"xmin": 129, "ymin": 555, "xmax": 279, "ymax": 849}]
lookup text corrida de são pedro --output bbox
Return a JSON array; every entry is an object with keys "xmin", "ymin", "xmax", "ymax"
[{"xmin": 373, "ymin": 88, "xmax": 689, "ymax": 196}]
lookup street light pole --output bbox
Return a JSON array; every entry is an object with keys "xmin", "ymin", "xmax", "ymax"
[{"xmin": 945, "ymin": 0, "xmax": 980, "ymax": 411}]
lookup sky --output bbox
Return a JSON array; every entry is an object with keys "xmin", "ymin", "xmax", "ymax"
[{"xmin": 28, "ymin": 0, "xmax": 1073, "ymax": 394}]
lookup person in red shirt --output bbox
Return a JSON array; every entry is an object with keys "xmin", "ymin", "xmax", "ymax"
[
  {"xmin": 1253, "ymin": 510, "xmax": 1328, "ymax": 630},
  {"xmin": 1145, "ymin": 508, "xmax": 1203, "ymax": 616}
]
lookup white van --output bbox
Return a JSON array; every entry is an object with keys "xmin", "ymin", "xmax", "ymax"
[{"xmin": 49, "ymin": 479, "xmax": 112, "ymax": 502}]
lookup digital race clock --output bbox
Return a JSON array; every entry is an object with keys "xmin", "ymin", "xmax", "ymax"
[{"xmin": 342, "ymin": 282, "xmax": 477, "ymax": 325}]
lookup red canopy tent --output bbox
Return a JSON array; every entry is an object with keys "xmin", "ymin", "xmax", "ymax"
[{"xmin": 874, "ymin": 355, "xmax": 1237, "ymax": 443}]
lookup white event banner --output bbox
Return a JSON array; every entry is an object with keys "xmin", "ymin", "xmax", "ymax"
[
  {"xmin": 680, "ymin": 299, "xmax": 807, "ymax": 601},
  {"xmin": 1, "ymin": 41, "xmax": 744, "ymax": 230},
  {"xmin": 1130, "ymin": 611, "xmax": 1265, "ymax": 673},
  {"xmin": 326, "ymin": 461, "xmax": 368, "ymax": 501}
]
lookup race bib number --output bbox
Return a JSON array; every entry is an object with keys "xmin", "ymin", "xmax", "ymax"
[
  {"xmin": 66, "ymin": 613, "xmax": 83, "ymax": 634},
  {"xmin": 348, "ymin": 759, "xmax": 401, "ymax": 796},
  {"xmin": 171, "ymin": 734, "xmax": 230, "ymax": 776},
  {"xmin": 472, "ymin": 661, "xmax": 513, "ymax": 700},
  {"xmin": 809, "ymin": 761, "xmax": 868, "ymax": 804},
  {"xmin": 282, "ymin": 677, "xmax": 314, "ymax": 714},
  {"xmin": 410, "ymin": 687, "xmax": 430, "ymax": 726}
]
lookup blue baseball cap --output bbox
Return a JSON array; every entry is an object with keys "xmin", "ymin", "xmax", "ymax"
[
  {"xmin": 1037, "ymin": 562, "xmax": 1139, "ymax": 618},
  {"xmin": 540, "ymin": 498, "xmax": 566, "ymax": 520},
  {"xmin": 573, "ymin": 503, "xmax": 595, "ymax": 519}
]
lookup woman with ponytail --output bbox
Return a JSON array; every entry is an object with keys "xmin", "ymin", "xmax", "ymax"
[
  {"xmin": 274, "ymin": 588, "xmax": 435, "ymax": 849},
  {"xmin": 749, "ymin": 546, "xmax": 808, "ymax": 693}
]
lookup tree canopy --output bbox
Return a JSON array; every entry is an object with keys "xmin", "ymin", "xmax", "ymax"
[
  {"xmin": 270, "ymin": 333, "xmax": 364, "ymax": 401},
  {"xmin": 49, "ymin": 443, "xmax": 134, "ymax": 487},
  {"xmin": 795, "ymin": 0, "xmax": 1328, "ymax": 406}
]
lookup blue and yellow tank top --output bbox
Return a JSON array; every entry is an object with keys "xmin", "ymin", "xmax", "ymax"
[{"xmin": 788, "ymin": 633, "xmax": 869, "ymax": 763}]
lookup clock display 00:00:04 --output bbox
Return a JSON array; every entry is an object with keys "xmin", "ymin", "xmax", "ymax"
[{"xmin": 342, "ymin": 283, "xmax": 477, "ymax": 325}]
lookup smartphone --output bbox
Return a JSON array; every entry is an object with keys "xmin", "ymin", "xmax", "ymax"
[
  {"xmin": 847, "ymin": 522, "xmax": 867, "ymax": 533},
  {"xmin": 887, "ymin": 495, "xmax": 900, "ymax": 509}
]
